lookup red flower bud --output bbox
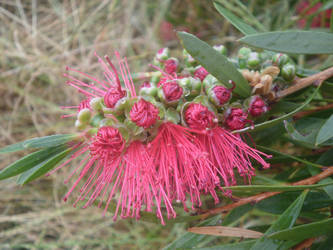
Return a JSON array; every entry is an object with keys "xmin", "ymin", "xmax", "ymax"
[
  {"xmin": 164, "ymin": 58, "xmax": 178, "ymax": 75},
  {"xmin": 78, "ymin": 99, "xmax": 91, "ymax": 111},
  {"xmin": 140, "ymin": 81, "xmax": 151, "ymax": 89},
  {"xmin": 185, "ymin": 103, "xmax": 216, "ymax": 130},
  {"xmin": 194, "ymin": 67, "xmax": 209, "ymax": 81},
  {"xmin": 249, "ymin": 96, "xmax": 268, "ymax": 117},
  {"xmin": 162, "ymin": 80, "xmax": 183, "ymax": 102},
  {"xmin": 211, "ymin": 85, "xmax": 231, "ymax": 105},
  {"xmin": 157, "ymin": 77, "xmax": 168, "ymax": 87},
  {"xmin": 130, "ymin": 99, "xmax": 159, "ymax": 128},
  {"xmin": 90, "ymin": 126, "xmax": 125, "ymax": 159},
  {"xmin": 104, "ymin": 87, "xmax": 126, "ymax": 108},
  {"xmin": 225, "ymin": 108, "xmax": 250, "ymax": 130}
]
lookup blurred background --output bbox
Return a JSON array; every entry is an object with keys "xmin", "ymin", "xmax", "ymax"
[{"xmin": 0, "ymin": 0, "xmax": 331, "ymax": 249}]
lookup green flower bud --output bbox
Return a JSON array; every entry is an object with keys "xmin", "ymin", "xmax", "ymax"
[
  {"xmin": 165, "ymin": 108, "xmax": 180, "ymax": 124},
  {"xmin": 281, "ymin": 63, "xmax": 296, "ymax": 81},
  {"xmin": 272, "ymin": 53, "xmax": 290, "ymax": 67},
  {"xmin": 238, "ymin": 58, "xmax": 247, "ymax": 69},
  {"xmin": 203, "ymin": 74, "xmax": 218, "ymax": 92},
  {"xmin": 89, "ymin": 97, "xmax": 102, "ymax": 112},
  {"xmin": 213, "ymin": 45, "xmax": 227, "ymax": 56},
  {"xmin": 90, "ymin": 114, "xmax": 104, "ymax": 127},
  {"xmin": 139, "ymin": 82, "xmax": 158, "ymax": 97},
  {"xmin": 77, "ymin": 108, "xmax": 91, "ymax": 124},
  {"xmin": 75, "ymin": 119, "xmax": 86, "ymax": 130},
  {"xmin": 238, "ymin": 47, "xmax": 252, "ymax": 59},
  {"xmin": 247, "ymin": 52, "xmax": 261, "ymax": 69}
]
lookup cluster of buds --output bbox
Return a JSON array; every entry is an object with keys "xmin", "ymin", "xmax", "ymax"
[{"xmin": 60, "ymin": 47, "xmax": 274, "ymax": 224}]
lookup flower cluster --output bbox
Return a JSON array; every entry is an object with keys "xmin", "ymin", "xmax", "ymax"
[{"xmin": 58, "ymin": 48, "xmax": 273, "ymax": 224}]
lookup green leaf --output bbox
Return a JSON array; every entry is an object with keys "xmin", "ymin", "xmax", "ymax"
[
  {"xmin": 194, "ymin": 239, "xmax": 256, "ymax": 250},
  {"xmin": 177, "ymin": 31, "xmax": 251, "ymax": 97},
  {"xmin": 269, "ymin": 218, "xmax": 333, "ymax": 241},
  {"xmin": 250, "ymin": 190, "xmax": 308, "ymax": 250},
  {"xmin": 239, "ymin": 31, "xmax": 333, "ymax": 54},
  {"xmin": 213, "ymin": 1, "xmax": 257, "ymax": 35},
  {"xmin": 17, "ymin": 148, "xmax": 72, "ymax": 184},
  {"xmin": 163, "ymin": 216, "xmax": 220, "ymax": 250},
  {"xmin": 316, "ymin": 114, "xmax": 333, "ymax": 145},
  {"xmin": 224, "ymin": 182, "xmax": 333, "ymax": 193},
  {"xmin": 0, "ymin": 134, "xmax": 77, "ymax": 154},
  {"xmin": 257, "ymin": 145, "xmax": 323, "ymax": 169},
  {"xmin": 0, "ymin": 145, "xmax": 68, "ymax": 180},
  {"xmin": 235, "ymin": 86, "xmax": 319, "ymax": 133}
]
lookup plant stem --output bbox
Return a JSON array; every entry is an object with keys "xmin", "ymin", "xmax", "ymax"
[
  {"xmin": 276, "ymin": 66, "xmax": 333, "ymax": 100},
  {"xmin": 199, "ymin": 166, "xmax": 333, "ymax": 219}
]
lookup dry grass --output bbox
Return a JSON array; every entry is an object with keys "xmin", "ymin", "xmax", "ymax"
[{"xmin": 0, "ymin": 1, "xmax": 225, "ymax": 249}]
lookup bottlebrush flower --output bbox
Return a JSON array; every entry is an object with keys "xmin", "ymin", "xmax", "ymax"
[
  {"xmin": 56, "ymin": 49, "xmax": 271, "ymax": 225},
  {"xmin": 296, "ymin": 1, "xmax": 332, "ymax": 28}
]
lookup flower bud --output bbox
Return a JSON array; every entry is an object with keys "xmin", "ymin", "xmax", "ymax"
[
  {"xmin": 90, "ymin": 114, "xmax": 104, "ymax": 127},
  {"xmin": 194, "ymin": 66, "xmax": 209, "ymax": 81},
  {"xmin": 272, "ymin": 53, "xmax": 290, "ymax": 67},
  {"xmin": 184, "ymin": 103, "xmax": 216, "ymax": 130},
  {"xmin": 213, "ymin": 45, "xmax": 227, "ymax": 56},
  {"xmin": 208, "ymin": 85, "xmax": 232, "ymax": 107},
  {"xmin": 104, "ymin": 87, "xmax": 126, "ymax": 109},
  {"xmin": 281, "ymin": 63, "xmax": 296, "ymax": 81},
  {"xmin": 164, "ymin": 57, "xmax": 178, "ymax": 75},
  {"xmin": 238, "ymin": 47, "xmax": 252, "ymax": 59},
  {"xmin": 225, "ymin": 108, "xmax": 249, "ymax": 130},
  {"xmin": 248, "ymin": 96, "xmax": 268, "ymax": 117},
  {"xmin": 77, "ymin": 108, "xmax": 91, "ymax": 124},
  {"xmin": 183, "ymin": 49, "xmax": 196, "ymax": 66},
  {"xmin": 203, "ymin": 74, "xmax": 219, "ymax": 92},
  {"xmin": 139, "ymin": 81, "xmax": 158, "ymax": 97},
  {"xmin": 156, "ymin": 47, "xmax": 169, "ymax": 60},
  {"xmin": 129, "ymin": 99, "xmax": 159, "ymax": 128},
  {"xmin": 89, "ymin": 97, "xmax": 102, "ymax": 112},
  {"xmin": 247, "ymin": 52, "xmax": 261, "ymax": 69},
  {"xmin": 158, "ymin": 80, "xmax": 184, "ymax": 106},
  {"xmin": 165, "ymin": 108, "xmax": 180, "ymax": 124},
  {"xmin": 75, "ymin": 119, "xmax": 86, "ymax": 130}
]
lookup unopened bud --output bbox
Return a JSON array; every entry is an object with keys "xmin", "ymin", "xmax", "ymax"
[
  {"xmin": 158, "ymin": 80, "xmax": 184, "ymax": 106},
  {"xmin": 89, "ymin": 97, "xmax": 102, "ymax": 112},
  {"xmin": 139, "ymin": 81, "xmax": 158, "ymax": 97},
  {"xmin": 194, "ymin": 66, "xmax": 209, "ymax": 81},
  {"xmin": 77, "ymin": 108, "xmax": 91, "ymax": 124},
  {"xmin": 213, "ymin": 45, "xmax": 227, "ymax": 56},
  {"xmin": 164, "ymin": 57, "xmax": 178, "ymax": 74},
  {"xmin": 75, "ymin": 119, "xmax": 86, "ymax": 130},
  {"xmin": 208, "ymin": 85, "xmax": 232, "ymax": 107},
  {"xmin": 248, "ymin": 96, "xmax": 268, "ymax": 117},
  {"xmin": 156, "ymin": 48, "xmax": 169, "ymax": 60},
  {"xmin": 203, "ymin": 74, "xmax": 218, "ymax": 92},
  {"xmin": 247, "ymin": 52, "xmax": 260, "ymax": 69},
  {"xmin": 225, "ymin": 108, "xmax": 250, "ymax": 130},
  {"xmin": 272, "ymin": 53, "xmax": 290, "ymax": 67},
  {"xmin": 281, "ymin": 63, "xmax": 296, "ymax": 81},
  {"xmin": 238, "ymin": 47, "xmax": 252, "ymax": 59}
]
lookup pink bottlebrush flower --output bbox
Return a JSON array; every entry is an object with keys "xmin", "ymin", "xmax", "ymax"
[
  {"xmin": 149, "ymin": 122, "xmax": 219, "ymax": 210},
  {"xmin": 161, "ymin": 80, "xmax": 183, "ymax": 102},
  {"xmin": 184, "ymin": 103, "xmax": 216, "ymax": 130},
  {"xmin": 249, "ymin": 96, "xmax": 268, "ymax": 117},
  {"xmin": 164, "ymin": 58, "xmax": 178, "ymax": 75},
  {"xmin": 194, "ymin": 66, "xmax": 209, "ymax": 81},
  {"xmin": 130, "ymin": 99, "xmax": 160, "ymax": 128},
  {"xmin": 225, "ymin": 108, "xmax": 252, "ymax": 130}
]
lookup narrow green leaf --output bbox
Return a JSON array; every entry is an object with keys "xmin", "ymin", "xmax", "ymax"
[
  {"xmin": 250, "ymin": 190, "xmax": 308, "ymax": 250},
  {"xmin": 194, "ymin": 239, "xmax": 256, "ymax": 250},
  {"xmin": 0, "ymin": 145, "xmax": 67, "ymax": 180},
  {"xmin": 17, "ymin": 148, "xmax": 72, "ymax": 184},
  {"xmin": 177, "ymin": 31, "xmax": 251, "ymax": 97},
  {"xmin": 269, "ymin": 218, "xmax": 333, "ymax": 241},
  {"xmin": 257, "ymin": 145, "xmax": 323, "ymax": 168},
  {"xmin": 316, "ymin": 114, "xmax": 333, "ymax": 145},
  {"xmin": 213, "ymin": 1, "xmax": 257, "ymax": 35},
  {"xmin": 235, "ymin": 86, "xmax": 319, "ymax": 133},
  {"xmin": 224, "ymin": 182, "xmax": 332, "ymax": 193},
  {"xmin": 239, "ymin": 31, "xmax": 333, "ymax": 54},
  {"xmin": 163, "ymin": 216, "xmax": 220, "ymax": 250},
  {"xmin": 0, "ymin": 134, "xmax": 77, "ymax": 154}
]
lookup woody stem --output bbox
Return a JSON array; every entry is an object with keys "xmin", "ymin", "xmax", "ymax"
[
  {"xmin": 276, "ymin": 66, "xmax": 333, "ymax": 100},
  {"xmin": 199, "ymin": 166, "xmax": 333, "ymax": 219}
]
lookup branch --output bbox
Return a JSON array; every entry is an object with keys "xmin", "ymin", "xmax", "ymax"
[
  {"xmin": 199, "ymin": 166, "xmax": 333, "ymax": 219},
  {"xmin": 276, "ymin": 66, "xmax": 333, "ymax": 100}
]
